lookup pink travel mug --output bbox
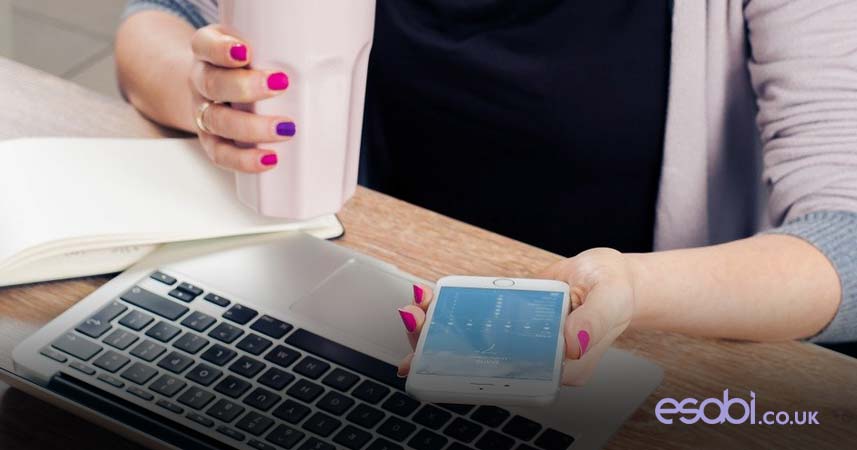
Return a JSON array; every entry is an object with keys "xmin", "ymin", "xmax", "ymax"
[{"xmin": 220, "ymin": 0, "xmax": 376, "ymax": 219}]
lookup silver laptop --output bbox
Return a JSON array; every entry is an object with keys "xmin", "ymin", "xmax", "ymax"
[{"xmin": 5, "ymin": 232, "xmax": 662, "ymax": 450}]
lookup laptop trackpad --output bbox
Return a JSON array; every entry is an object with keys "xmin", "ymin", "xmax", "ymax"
[{"xmin": 290, "ymin": 259, "xmax": 416, "ymax": 363}]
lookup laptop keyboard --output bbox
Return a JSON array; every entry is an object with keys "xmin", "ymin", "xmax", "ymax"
[{"xmin": 41, "ymin": 271, "xmax": 575, "ymax": 450}]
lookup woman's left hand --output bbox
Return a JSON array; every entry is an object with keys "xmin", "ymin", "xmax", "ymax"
[{"xmin": 396, "ymin": 248, "xmax": 637, "ymax": 385}]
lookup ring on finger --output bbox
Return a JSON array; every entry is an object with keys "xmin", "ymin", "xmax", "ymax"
[{"xmin": 195, "ymin": 100, "xmax": 221, "ymax": 134}]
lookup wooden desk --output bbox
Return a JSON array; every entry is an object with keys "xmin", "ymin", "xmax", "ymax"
[{"xmin": 0, "ymin": 57, "xmax": 856, "ymax": 450}]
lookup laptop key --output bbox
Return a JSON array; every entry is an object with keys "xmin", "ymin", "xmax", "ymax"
[
  {"xmin": 151, "ymin": 271, "xmax": 177, "ymax": 285},
  {"xmin": 235, "ymin": 411, "xmax": 274, "ymax": 436},
  {"xmin": 169, "ymin": 288, "xmax": 196, "ymax": 303},
  {"xmin": 236, "ymin": 333, "xmax": 273, "ymax": 356},
  {"xmin": 346, "ymin": 403, "xmax": 385, "ymax": 428},
  {"xmin": 475, "ymin": 430, "xmax": 514, "ymax": 450},
  {"xmin": 258, "ymin": 367, "xmax": 295, "ymax": 390},
  {"xmin": 352, "ymin": 379, "xmax": 390, "ymax": 405},
  {"xmin": 130, "ymin": 339, "xmax": 166, "ymax": 362},
  {"xmin": 75, "ymin": 301, "xmax": 127, "ymax": 338},
  {"xmin": 204, "ymin": 293, "xmax": 230, "ymax": 307},
  {"xmin": 322, "ymin": 368, "xmax": 359, "ymax": 392},
  {"xmin": 177, "ymin": 282, "xmax": 203, "ymax": 297},
  {"xmin": 93, "ymin": 350, "xmax": 130, "ymax": 373},
  {"xmin": 119, "ymin": 310, "xmax": 154, "ymax": 331},
  {"xmin": 215, "ymin": 375, "xmax": 252, "ymax": 398},
  {"xmin": 250, "ymin": 315, "xmax": 293, "ymax": 339},
  {"xmin": 286, "ymin": 379, "xmax": 324, "ymax": 403},
  {"xmin": 413, "ymin": 404, "xmax": 451, "ymax": 430},
  {"xmin": 272, "ymin": 399, "xmax": 311, "ymax": 424},
  {"xmin": 40, "ymin": 347, "xmax": 67, "ymax": 363},
  {"xmin": 121, "ymin": 287, "xmax": 188, "ymax": 321},
  {"xmin": 317, "ymin": 391, "xmax": 355, "ymax": 416},
  {"xmin": 216, "ymin": 426, "xmax": 246, "ymax": 441},
  {"xmin": 207, "ymin": 398, "xmax": 245, "ymax": 423},
  {"xmin": 69, "ymin": 361, "xmax": 96, "ymax": 376},
  {"xmin": 223, "ymin": 304, "xmax": 258, "ymax": 325},
  {"xmin": 533, "ymin": 429, "xmax": 575, "ymax": 450},
  {"xmin": 438, "ymin": 403, "xmax": 475, "ymax": 415},
  {"xmin": 121, "ymin": 362, "xmax": 159, "ymax": 385},
  {"xmin": 229, "ymin": 355, "xmax": 266, "ymax": 378},
  {"xmin": 443, "ymin": 417, "xmax": 483, "ymax": 443},
  {"xmin": 264, "ymin": 345, "xmax": 301, "ymax": 368},
  {"xmin": 302, "ymin": 411, "xmax": 342, "ymax": 437},
  {"xmin": 377, "ymin": 416, "xmax": 416, "ymax": 441},
  {"xmin": 299, "ymin": 437, "xmax": 335, "ymax": 450},
  {"xmin": 334, "ymin": 425, "xmax": 372, "ymax": 450},
  {"xmin": 248, "ymin": 440, "xmax": 277, "ymax": 450},
  {"xmin": 146, "ymin": 321, "xmax": 182, "ymax": 342},
  {"xmin": 381, "ymin": 392, "xmax": 420, "ymax": 417},
  {"xmin": 52, "ymin": 332, "xmax": 102, "ymax": 361},
  {"xmin": 243, "ymin": 387, "xmax": 281, "ymax": 412},
  {"xmin": 181, "ymin": 311, "xmax": 216, "ymax": 332},
  {"xmin": 293, "ymin": 356, "xmax": 330, "ymax": 379},
  {"xmin": 186, "ymin": 363, "xmax": 223, "ymax": 386},
  {"xmin": 366, "ymin": 438, "xmax": 404, "ymax": 450},
  {"xmin": 177, "ymin": 387, "xmax": 215, "ymax": 410},
  {"xmin": 103, "ymin": 329, "xmax": 139, "ymax": 350},
  {"xmin": 408, "ymin": 429, "xmax": 448, "ymax": 450},
  {"xmin": 209, "ymin": 322, "xmax": 244, "ymax": 344},
  {"xmin": 471, "ymin": 406, "xmax": 511, "ymax": 427},
  {"xmin": 187, "ymin": 412, "xmax": 215, "ymax": 427},
  {"xmin": 127, "ymin": 386, "xmax": 154, "ymax": 401},
  {"xmin": 448, "ymin": 444, "xmax": 476, "ymax": 450},
  {"xmin": 157, "ymin": 399, "xmax": 185, "ymax": 414},
  {"xmin": 503, "ymin": 415, "xmax": 542, "ymax": 441},
  {"xmin": 97, "ymin": 373, "xmax": 125, "ymax": 388},
  {"xmin": 266, "ymin": 424, "xmax": 305, "ymax": 449},
  {"xmin": 158, "ymin": 351, "xmax": 194, "ymax": 374},
  {"xmin": 149, "ymin": 374, "xmax": 186, "ymax": 397},
  {"xmin": 200, "ymin": 344, "xmax": 238, "ymax": 366},
  {"xmin": 173, "ymin": 332, "xmax": 209, "ymax": 354}
]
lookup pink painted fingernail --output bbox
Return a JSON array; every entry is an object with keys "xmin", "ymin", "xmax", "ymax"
[
  {"xmin": 578, "ymin": 330, "xmax": 590, "ymax": 356},
  {"xmin": 398, "ymin": 308, "xmax": 416, "ymax": 333},
  {"xmin": 230, "ymin": 44, "xmax": 247, "ymax": 61},
  {"xmin": 413, "ymin": 285, "xmax": 424, "ymax": 304},
  {"xmin": 260, "ymin": 154, "xmax": 278, "ymax": 166},
  {"xmin": 267, "ymin": 72, "xmax": 289, "ymax": 90}
]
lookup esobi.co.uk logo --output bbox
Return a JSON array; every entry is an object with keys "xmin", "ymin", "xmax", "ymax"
[{"xmin": 656, "ymin": 390, "xmax": 819, "ymax": 426}]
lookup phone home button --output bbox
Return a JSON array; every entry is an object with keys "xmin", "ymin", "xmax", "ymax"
[{"xmin": 493, "ymin": 278, "xmax": 515, "ymax": 287}]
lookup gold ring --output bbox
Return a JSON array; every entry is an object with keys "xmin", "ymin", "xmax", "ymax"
[{"xmin": 195, "ymin": 100, "xmax": 218, "ymax": 134}]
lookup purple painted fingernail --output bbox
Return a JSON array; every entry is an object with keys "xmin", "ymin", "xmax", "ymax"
[
  {"xmin": 260, "ymin": 154, "xmax": 278, "ymax": 166},
  {"xmin": 276, "ymin": 122, "xmax": 296, "ymax": 136},
  {"xmin": 413, "ymin": 285, "xmax": 424, "ymax": 304},
  {"xmin": 267, "ymin": 72, "xmax": 289, "ymax": 90},
  {"xmin": 230, "ymin": 44, "xmax": 247, "ymax": 61},
  {"xmin": 578, "ymin": 330, "xmax": 590, "ymax": 357},
  {"xmin": 398, "ymin": 308, "xmax": 417, "ymax": 333}
]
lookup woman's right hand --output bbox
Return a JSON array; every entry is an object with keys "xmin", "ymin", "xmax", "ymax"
[{"xmin": 189, "ymin": 25, "xmax": 295, "ymax": 173}]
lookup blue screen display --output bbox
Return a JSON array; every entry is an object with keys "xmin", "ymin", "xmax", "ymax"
[{"xmin": 415, "ymin": 286, "xmax": 564, "ymax": 381}]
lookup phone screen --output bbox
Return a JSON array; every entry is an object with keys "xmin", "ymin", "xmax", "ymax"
[{"xmin": 415, "ymin": 286, "xmax": 564, "ymax": 381}]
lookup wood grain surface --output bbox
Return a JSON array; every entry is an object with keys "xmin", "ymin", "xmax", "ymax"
[{"xmin": 0, "ymin": 58, "xmax": 856, "ymax": 450}]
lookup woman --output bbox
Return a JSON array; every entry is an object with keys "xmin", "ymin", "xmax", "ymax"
[{"xmin": 116, "ymin": 0, "xmax": 857, "ymax": 384}]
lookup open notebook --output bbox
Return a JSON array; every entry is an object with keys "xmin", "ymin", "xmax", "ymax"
[{"xmin": 0, "ymin": 138, "xmax": 345, "ymax": 287}]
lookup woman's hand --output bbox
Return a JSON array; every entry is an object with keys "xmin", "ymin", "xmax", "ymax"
[
  {"xmin": 396, "ymin": 248, "xmax": 637, "ymax": 385},
  {"xmin": 189, "ymin": 25, "xmax": 296, "ymax": 172}
]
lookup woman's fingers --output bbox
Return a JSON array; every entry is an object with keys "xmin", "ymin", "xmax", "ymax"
[
  {"xmin": 397, "ymin": 353, "xmax": 414, "ymax": 378},
  {"xmin": 398, "ymin": 305, "xmax": 426, "ymax": 350},
  {"xmin": 201, "ymin": 103, "xmax": 296, "ymax": 143},
  {"xmin": 412, "ymin": 284, "xmax": 433, "ymax": 311},
  {"xmin": 191, "ymin": 25, "xmax": 251, "ymax": 68},
  {"xmin": 191, "ymin": 62, "xmax": 289, "ymax": 103},
  {"xmin": 197, "ymin": 131, "xmax": 278, "ymax": 173},
  {"xmin": 563, "ymin": 280, "xmax": 633, "ymax": 360}
]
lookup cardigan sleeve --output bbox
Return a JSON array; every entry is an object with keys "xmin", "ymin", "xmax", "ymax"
[
  {"xmin": 123, "ymin": 0, "xmax": 215, "ymax": 29},
  {"xmin": 745, "ymin": 0, "xmax": 857, "ymax": 342}
]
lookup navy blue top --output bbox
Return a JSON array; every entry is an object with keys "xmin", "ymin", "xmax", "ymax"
[{"xmin": 361, "ymin": 0, "xmax": 671, "ymax": 256}]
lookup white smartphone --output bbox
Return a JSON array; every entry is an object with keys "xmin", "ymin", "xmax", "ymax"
[{"xmin": 406, "ymin": 276, "xmax": 570, "ymax": 406}]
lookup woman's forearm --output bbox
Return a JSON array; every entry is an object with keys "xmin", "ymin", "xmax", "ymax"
[
  {"xmin": 627, "ymin": 234, "xmax": 840, "ymax": 341},
  {"xmin": 116, "ymin": 11, "xmax": 196, "ymax": 132}
]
